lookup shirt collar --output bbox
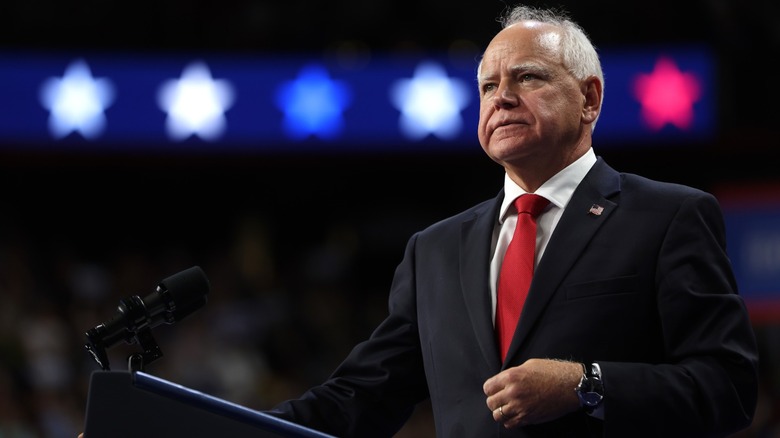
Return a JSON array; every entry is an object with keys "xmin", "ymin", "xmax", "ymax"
[{"xmin": 499, "ymin": 148, "xmax": 598, "ymax": 223}]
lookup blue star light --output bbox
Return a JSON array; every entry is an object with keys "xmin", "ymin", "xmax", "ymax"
[
  {"xmin": 390, "ymin": 61, "xmax": 471, "ymax": 140},
  {"xmin": 275, "ymin": 65, "xmax": 351, "ymax": 140},
  {"xmin": 39, "ymin": 59, "xmax": 116, "ymax": 140},
  {"xmin": 157, "ymin": 61, "xmax": 235, "ymax": 141}
]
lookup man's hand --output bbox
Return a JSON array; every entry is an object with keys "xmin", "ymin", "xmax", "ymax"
[{"xmin": 484, "ymin": 358, "xmax": 582, "ymax": 428}]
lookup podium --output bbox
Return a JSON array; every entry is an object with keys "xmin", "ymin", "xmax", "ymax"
[{"xmin": 83, "ymin": 370, "xmax": 335, "ymax": 437}]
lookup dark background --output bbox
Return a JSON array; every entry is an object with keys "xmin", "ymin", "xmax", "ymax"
[{"xmin": 0, "ymin": 1, "xmax": 778, "ymax": 437}]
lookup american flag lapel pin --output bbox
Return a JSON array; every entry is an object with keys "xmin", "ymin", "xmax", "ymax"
[{"xmin": 588, "ymin": 204, "xmax": 604, "ymax": 216}]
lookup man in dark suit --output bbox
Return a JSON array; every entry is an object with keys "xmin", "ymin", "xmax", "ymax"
[{"xmin": 267, "ymin": 4, "xmax": 758, "ymax": 437}]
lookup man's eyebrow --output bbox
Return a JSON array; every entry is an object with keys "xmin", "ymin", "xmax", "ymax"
[
  {"xmin": 508, "ymin": 62, "xmax": 545, "ymax": 75},
  {"xmin": 477, "ymin": 62, "xmax": 544, "ymax": 84}
]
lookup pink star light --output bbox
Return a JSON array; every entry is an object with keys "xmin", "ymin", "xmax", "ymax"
[{"xmin": 632, "ymin": 57, "xmax": 702, "ymax": 131}]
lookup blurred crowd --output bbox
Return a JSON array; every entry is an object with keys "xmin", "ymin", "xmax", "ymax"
[{"xmin": 0, "ymin": 195, "xmax": 442, "ymax": 437}]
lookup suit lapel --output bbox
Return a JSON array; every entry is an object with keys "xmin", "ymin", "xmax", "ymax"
[
  {"xmin": 459, "ymin": 193, "xmax": 503, "ymax": 370},
  {"xmin": 504, "ymin": 158, "xmax": 622, "ymax": 366}
]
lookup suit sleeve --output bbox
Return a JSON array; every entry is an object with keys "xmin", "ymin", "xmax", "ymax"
[{"xmin": 600, "ymin": 191, "xmax": 759, "ymax": 437}]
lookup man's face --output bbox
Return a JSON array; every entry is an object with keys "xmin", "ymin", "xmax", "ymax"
[{"xmin": 477, "ymin": 22, "xmax": 586, "ymax": 168}]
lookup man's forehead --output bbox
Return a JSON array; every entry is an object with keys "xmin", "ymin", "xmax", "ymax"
[
  {"xmin": 480, "ymin": 25, "xmax": 561, "ymax": 65},
  {"xmin": 490, "ymin": 22, "xmax": 559, "ymax": 48}
]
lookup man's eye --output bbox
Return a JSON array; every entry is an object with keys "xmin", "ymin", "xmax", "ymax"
[
  {"xmin": 520, "ymin": 71, "xmax": 547, "ymax": 83},
  {"xmin": 481, "ymin": 84, "xmax": 496, "ymax": 94}
]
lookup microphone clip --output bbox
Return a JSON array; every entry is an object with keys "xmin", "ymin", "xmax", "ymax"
[{"xmin": 126, "ymin": 327, "xmax": 163, "ymax": 373}]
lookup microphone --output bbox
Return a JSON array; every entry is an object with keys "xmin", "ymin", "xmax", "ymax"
[{"xmin": 85, "ymin": 265, "xmax": 210, "ymax": 371}]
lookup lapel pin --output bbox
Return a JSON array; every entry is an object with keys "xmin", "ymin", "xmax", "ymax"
[{"xmin": 588, "ymin": 204, "xmax": 604, "ymax": 216}]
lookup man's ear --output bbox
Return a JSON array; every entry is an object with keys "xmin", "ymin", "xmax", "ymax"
[{"xmin": 581, "ymin": 76, "xmax": 602, "ymax": 124}]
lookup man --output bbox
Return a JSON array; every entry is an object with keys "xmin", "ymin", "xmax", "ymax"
[{"xmin": 268, "ymin": 4, "xmax": 759, "ymax": 437}]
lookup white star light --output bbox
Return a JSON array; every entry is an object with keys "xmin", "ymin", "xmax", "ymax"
[
  {"xmin": 39, "ymin": 59, "xmax": 116, "ymax": 140},
  {"xmin": 390, "ymin": 62, "xmax": 471, "ymax": 140},
  {"xmin": 157, "ymin": 61, "xmax": 235, "ymax": 141}
]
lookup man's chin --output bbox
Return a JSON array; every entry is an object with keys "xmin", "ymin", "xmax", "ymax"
[{"xmin": 489, "ymin": 137, "xmax": 531, "ymax": 156}]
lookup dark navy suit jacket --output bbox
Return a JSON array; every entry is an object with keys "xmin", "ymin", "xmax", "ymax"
[{"xmin": 268, "ymin": 157, "xmax": 758, "ymax": 437}]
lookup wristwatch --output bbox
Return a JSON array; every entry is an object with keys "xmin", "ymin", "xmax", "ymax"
[{"xmin": 575, "ymin": 362, "xmax": 604, "ymax": 413}]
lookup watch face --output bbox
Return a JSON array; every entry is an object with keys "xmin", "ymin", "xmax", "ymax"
[{"xmin": 582, "ymin": 392, "xmax": 602, "ymax": 406}]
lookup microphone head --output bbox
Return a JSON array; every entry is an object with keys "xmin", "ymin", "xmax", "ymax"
[{"xmin": 157, "ymin": 265, "xmax": 210, "ymax": 323}]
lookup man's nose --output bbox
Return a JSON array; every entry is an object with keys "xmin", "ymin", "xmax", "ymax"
[{"xmin": 493, "ymin": 84, "xmax": 518, "ymax": 108}]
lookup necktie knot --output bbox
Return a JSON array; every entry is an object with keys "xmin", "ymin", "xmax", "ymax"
[{"xmin": 514, "ymin": 194, "xmax": 549, "ymax": 218}]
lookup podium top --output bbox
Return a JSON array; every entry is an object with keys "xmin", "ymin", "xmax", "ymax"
[{"xmin": 84, "ymin": 370, "xmax": 336, "ymax": 438}]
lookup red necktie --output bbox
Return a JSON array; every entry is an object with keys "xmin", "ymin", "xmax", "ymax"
[{"xmin": 496, "ymin": 194, "xmax": 550, "ymax": 362}]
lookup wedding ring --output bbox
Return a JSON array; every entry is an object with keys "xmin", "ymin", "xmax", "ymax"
[{"xmin": 499, "ymin": 405, "xmax": 506, "ymax": 418}]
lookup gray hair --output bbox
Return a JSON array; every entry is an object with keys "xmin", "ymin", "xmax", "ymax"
[{"xmin": 494, "ymin": 4, "xmax": 605, "ymax": 131}]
